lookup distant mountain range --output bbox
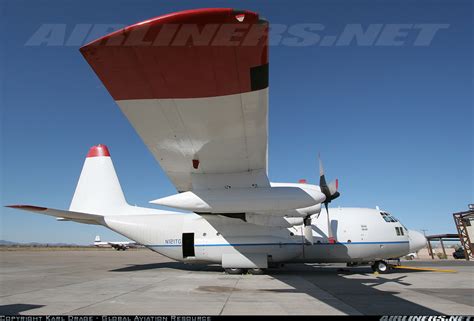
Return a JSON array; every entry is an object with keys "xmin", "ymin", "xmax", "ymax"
[
  {"xmin": 0, "ymin": 240, "xmax": 16, "ymax": 245},
  {"xmin": 0, "ymin": 240, "xmax": 85, "ymax": 246}
]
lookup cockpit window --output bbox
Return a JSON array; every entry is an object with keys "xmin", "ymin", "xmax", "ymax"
[
  {"xmin": 380, "ymin": 212, "xmax": 398, "ymax": 223},
  {"xmin": 395, "ymin": 226, "xmax": 405, "ymax": 236}
]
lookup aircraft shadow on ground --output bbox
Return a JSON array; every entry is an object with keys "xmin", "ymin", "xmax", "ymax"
[
  {"xmin": 0, "ymin": 304, "xmax": 45, "ymax": 315},
  {"xmin": 109, "ymin": 261, "xmax": 221, "ymax": 272},
  {"xmin": 109, "ymin": 261, "xmax": 442, "ymax": 315},
  {"xmin": 270, "ymin": 265, "xmax": 442, "ymax": 315}
]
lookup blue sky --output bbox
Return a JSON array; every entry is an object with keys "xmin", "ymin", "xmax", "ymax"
[{"xmin": 1, "ymin": 0, "xmax": 472, "ymax": 244}]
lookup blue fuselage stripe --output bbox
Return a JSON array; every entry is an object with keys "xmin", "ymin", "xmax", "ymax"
[{"xmin": 149, "ymin": 241, "xmax": 409, "ymax": 248}]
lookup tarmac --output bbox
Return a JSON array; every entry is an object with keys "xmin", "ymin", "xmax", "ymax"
[{"xmin": 1, "ymin": 249, "xmax": 473, "ymax": 315}]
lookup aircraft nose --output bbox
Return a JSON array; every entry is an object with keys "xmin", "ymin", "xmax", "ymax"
[{"xmin": 409, "ymin": 230, "xmax": 427, "ymax": 252}]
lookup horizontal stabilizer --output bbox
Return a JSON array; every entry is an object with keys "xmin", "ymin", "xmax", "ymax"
[{"xmin": 5, "ymin": 205, "xmax": 104, "ymax": 225}]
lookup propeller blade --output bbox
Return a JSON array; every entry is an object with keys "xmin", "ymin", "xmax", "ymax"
[
  {"xmin": 319, "ymin": 155, "xmax": 339, "ymax": 202},
  {"xmin": 319, "ymin": 155, "xmax": 327, "ymax": 187},
  {"xmin": 325, "ymin": 202, "xmax": 335, "ymax": 243},
  {"xmin": 327, "ymin": 179, "xmax": 339, "ymax": 199},
  {"xmin": 318, "ymin": 155, "xmax": 339, "ymax": 243},
  {"xmin": 304, "ymin": 225, "xmax": 313, "ymax": 244},
  {"xmin": 303, "ymin": 216, "xmax": 313, "ymax": 244}
]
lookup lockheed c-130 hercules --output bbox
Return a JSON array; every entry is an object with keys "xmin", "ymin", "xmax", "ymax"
[{"xmin": 8, "ymin": 8, "xmax": 427, "ymax": 274}]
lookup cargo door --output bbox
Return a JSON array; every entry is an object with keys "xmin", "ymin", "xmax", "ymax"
[{"xmin": 182, "ymin": 233, "xmax": 195, "ymax": 258}]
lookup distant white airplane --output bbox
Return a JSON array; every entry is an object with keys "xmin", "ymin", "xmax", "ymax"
[
  {"xmin": 93, "ymin": 235, "xmax": 136, "ymax": 251},
  {"xmin": 7, "ymin": 8, "xmax": 427, "ymax": 275}
]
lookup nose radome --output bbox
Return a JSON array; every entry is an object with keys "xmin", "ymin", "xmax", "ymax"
[{"xmin": 409, "ymin": 230, "xmax": 427, "ymax": 252}]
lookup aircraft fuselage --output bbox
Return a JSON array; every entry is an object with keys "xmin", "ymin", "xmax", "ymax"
[{"xmin": 103, "ymin": 207, "xmax": 426, "ymax": 266}]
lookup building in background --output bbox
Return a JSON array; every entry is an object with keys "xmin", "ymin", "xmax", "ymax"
[{"xmin": 453, "ymin": 204, "xmax": 474, "ymax": 260}]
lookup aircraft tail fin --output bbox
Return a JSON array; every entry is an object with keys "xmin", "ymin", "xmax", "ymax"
[{"xmin": 69, "ymin": 144, "xmax": 129, "ymax": 215}]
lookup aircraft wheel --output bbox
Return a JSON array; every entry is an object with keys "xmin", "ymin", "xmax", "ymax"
[
  {"xmin": 225, "ymin": 268, "xmax": 244, "ymax": 275},
  {"xmin": 372, "ymin": 260, "xmax": 390, "ymax": 273},
  {"xmin": 248, "ymin": 268, "xmax": 265, "ymax": 275}
]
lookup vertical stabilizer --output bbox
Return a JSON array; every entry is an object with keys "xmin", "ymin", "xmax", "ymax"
[{"xmin": 69, "ymin": 144, "xmax": 128, "ymax": 214}]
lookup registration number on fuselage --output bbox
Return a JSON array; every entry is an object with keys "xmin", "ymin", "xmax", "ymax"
[{"xmin": 165, "ymin": 238, "xmax": 181, "ymax": 245}]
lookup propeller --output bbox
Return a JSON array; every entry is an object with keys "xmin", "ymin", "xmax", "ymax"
[
  {"xmin": 302, "ymin": 156, "xmax": 340, "ymax": 245},
  {"xmin": 319, "ymin": 155, "xmax": 340, "ymax": 243}
]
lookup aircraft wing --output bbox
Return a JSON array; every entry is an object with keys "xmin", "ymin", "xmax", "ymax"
[{"xmin": 80, "ymin": 8, "xmax": 270, "ymax": 192}]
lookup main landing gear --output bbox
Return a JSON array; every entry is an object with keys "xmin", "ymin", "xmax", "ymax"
[
  {"xmin": 224, "ymin": 268, "xmax": 266, "ymax": 275},
  {"xmin": 371, "ymin": 260, "xmax": 390, "ymax": 273},
  {"xmin": 247, "ymin": 268, "xmax": 265, "ymax": 275},
  {"xmin": 225, "ymin": 268, "xmax": 244, "ymax": 275}
]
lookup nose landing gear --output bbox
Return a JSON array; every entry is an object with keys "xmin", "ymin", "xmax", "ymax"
[{"xmin": 371, "ymin": 260, "xmax": 390, "ymax": 273}]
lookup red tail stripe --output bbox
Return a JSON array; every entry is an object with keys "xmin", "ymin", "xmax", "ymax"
[{"xmin": 87, "ymin": 144, "xmax": 111, "ymax": 158}]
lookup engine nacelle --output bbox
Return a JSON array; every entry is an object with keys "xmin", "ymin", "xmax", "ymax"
[
  {"xmin": 150, "ymin": 186, "xmax": 326, "ymax": 214},
  {"xmin": 294, "ymin": 203, "xmax": 322, "ymax": 216}
]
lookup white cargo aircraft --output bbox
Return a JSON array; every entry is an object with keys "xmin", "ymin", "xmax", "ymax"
[
  {"xmin": 7, "ymin": 8, "xmax": 426, "ymax": 274},
  {"xmin": 93, "ymin": 235, "xmax": 137, "ymax": 250}
]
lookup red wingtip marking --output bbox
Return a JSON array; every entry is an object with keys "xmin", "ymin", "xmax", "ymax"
[
  {"xmin": 6, "ymin": 205, "xmax": 48, "ymax": 212},
  {"xmin": 79, "ymin": 8, "xmax": 267, "ymax": 100},
  {"xmin": 298, "ymin": 179, "xmax": 307, "ymax": 184},
  {"xmin": 87, "ymin": 144, "xmax": 110, "ymax": 158},
  {"xmin": 336, "ymin": 179, "xmax": 339, "ymax": 190}
]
